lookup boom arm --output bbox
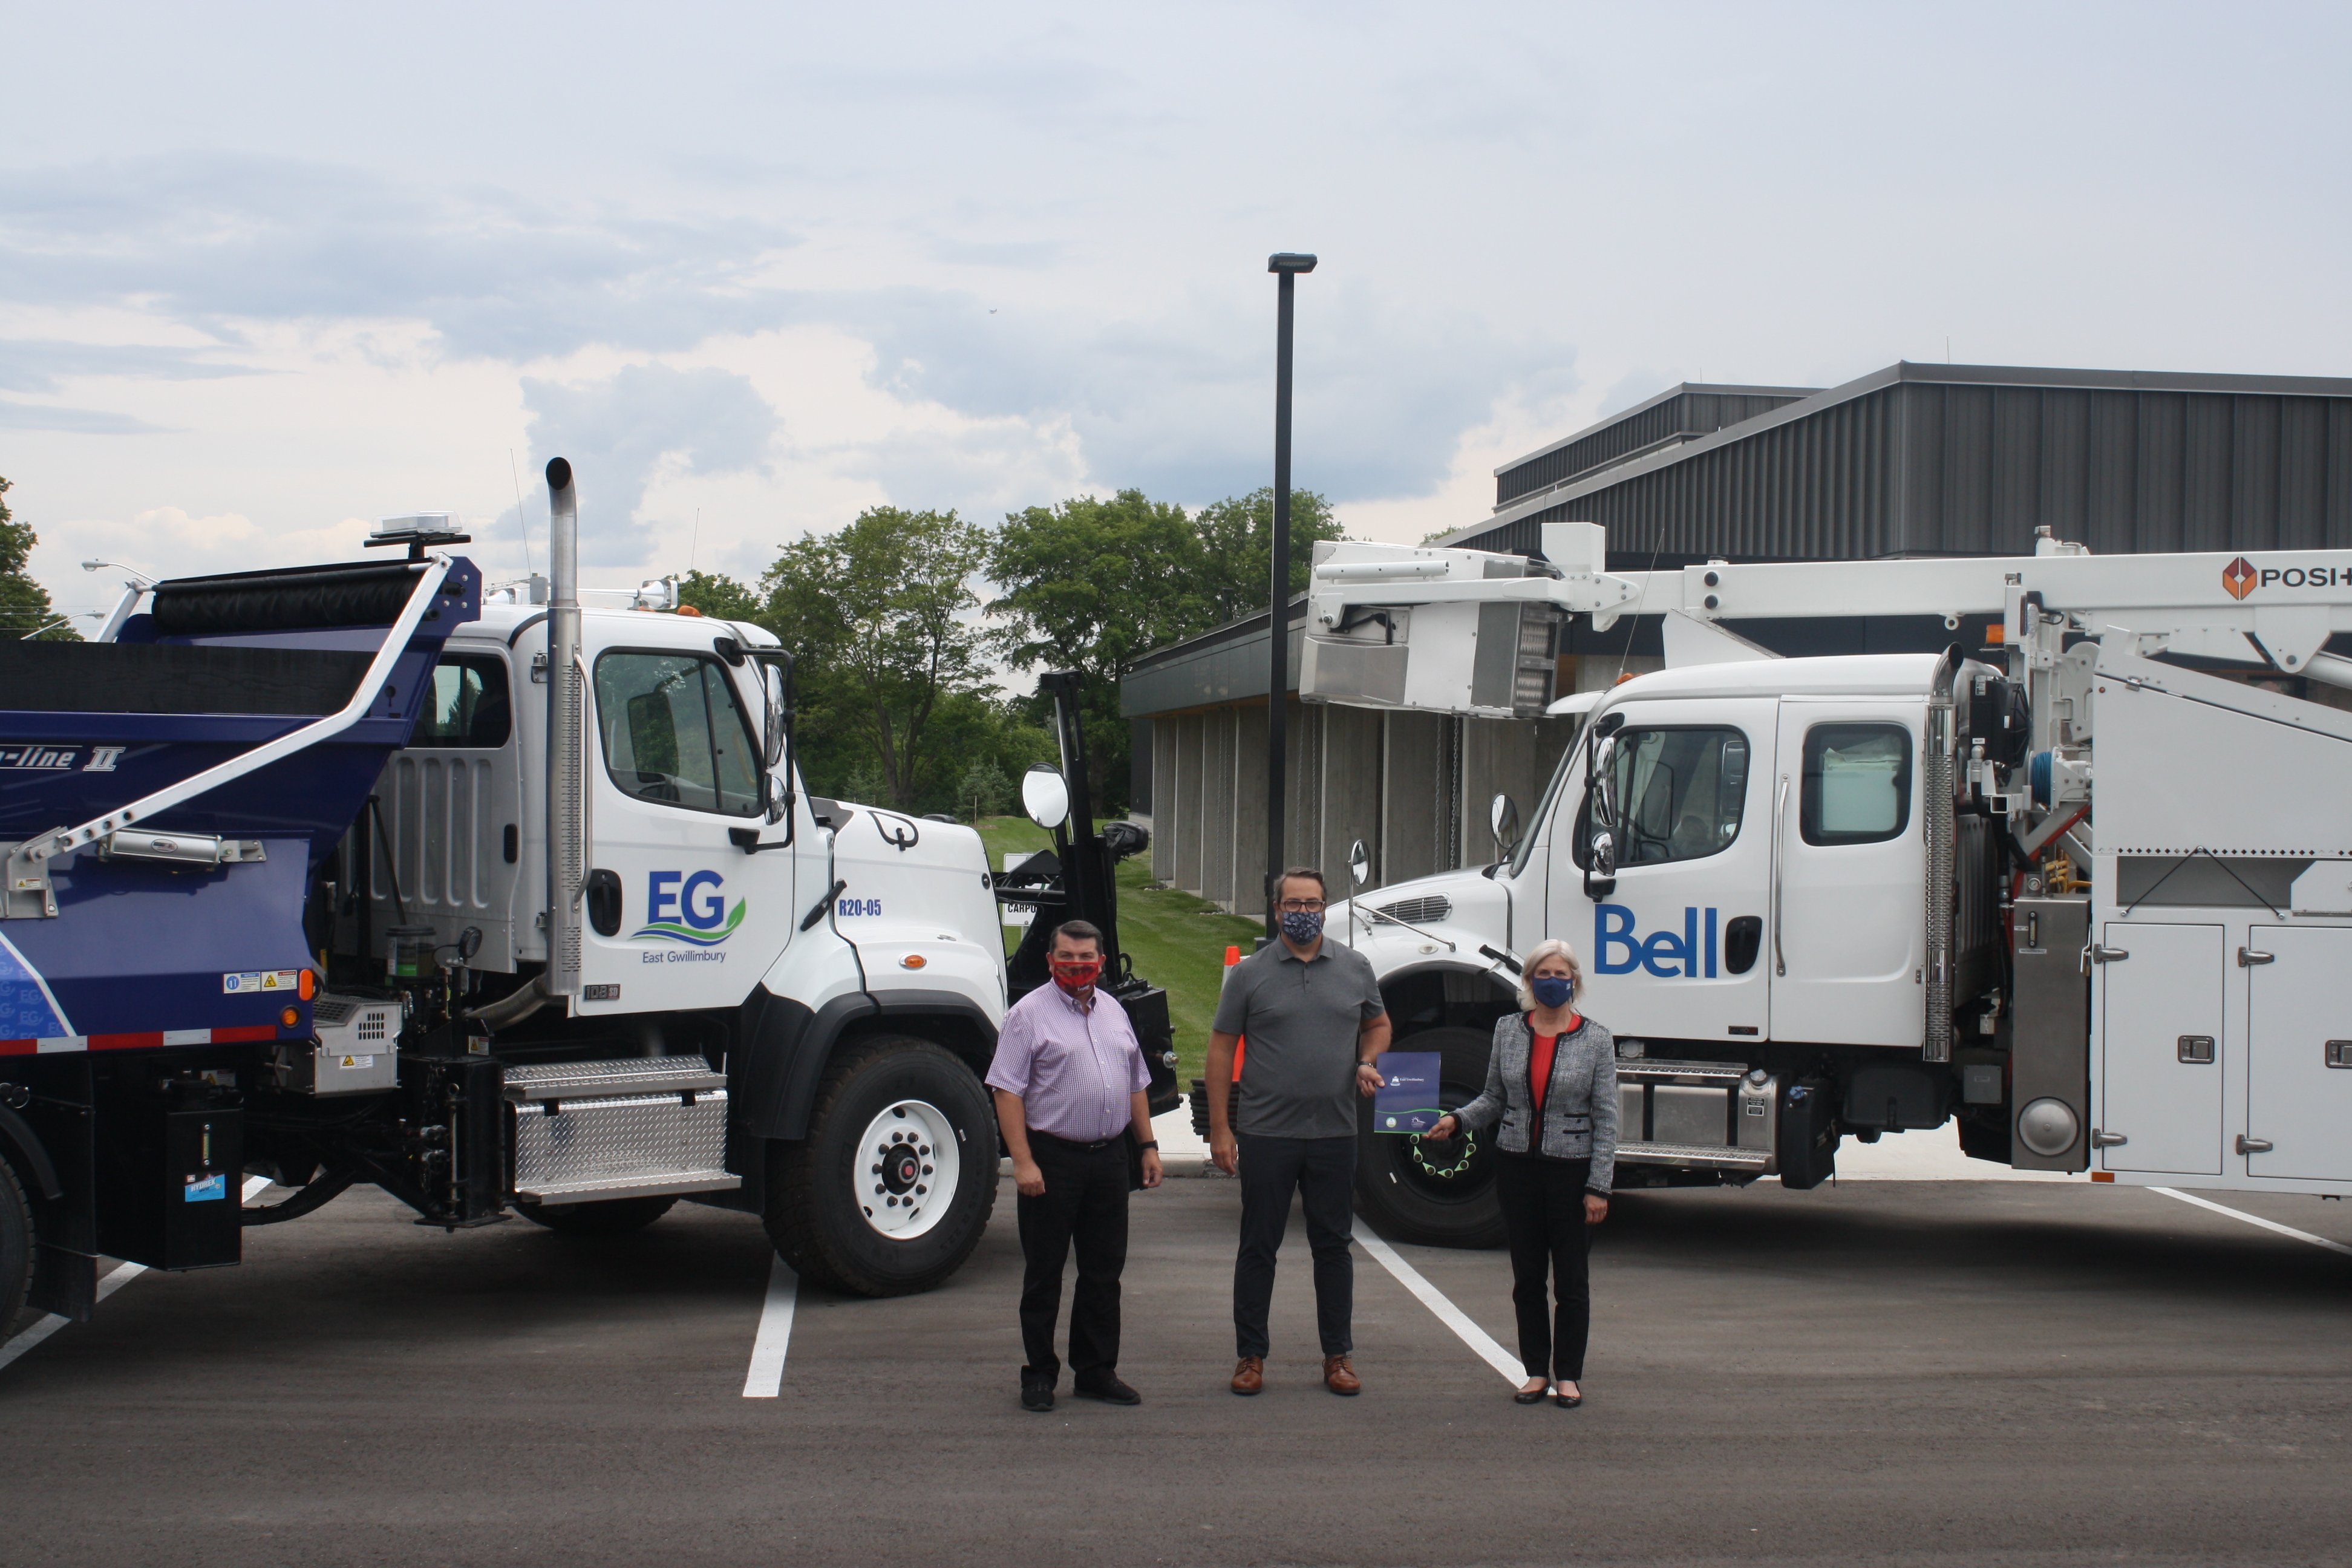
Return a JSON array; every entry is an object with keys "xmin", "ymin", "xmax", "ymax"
[{"xmin": 1301, "ymin": 521, "xmax": 2352, "ymax": 718}]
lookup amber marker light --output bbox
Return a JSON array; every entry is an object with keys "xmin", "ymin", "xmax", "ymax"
[
  {"xmin": 900, "ymin": 953, "xmax": 927, "ymax": 969},
  {"xmin": 2091, "ymin": 1172, "xmax": 2114, "ymax": 1183},
  {"xmin": 280, "ymin": 1005, "xmax": 301, "ymax": 1028},
  {"xmin": 298, "ymin": 969, "xmax": 316, "ymax": 1000}
]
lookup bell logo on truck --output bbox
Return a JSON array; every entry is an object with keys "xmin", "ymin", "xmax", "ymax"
[
  {"xmin": 1594, "ymin": 903, "xmax": 1722, "ymax": 979},
  {"xmin": 634, "ymin": 870, "xmax": 746, "ymax": 946}
]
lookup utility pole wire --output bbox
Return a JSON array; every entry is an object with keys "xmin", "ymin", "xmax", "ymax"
[{"xmin": 509, "ymin": 449, "xmax": 535, "ymax": 576}]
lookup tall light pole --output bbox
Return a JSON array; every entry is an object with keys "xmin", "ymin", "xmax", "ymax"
[{"xmin": 1264, "ymin": 251, "xmax": 1316, "ymax": 941}]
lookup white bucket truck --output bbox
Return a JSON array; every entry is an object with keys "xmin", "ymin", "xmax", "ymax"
[{"xmin": 1300, "ymin": 521, "xmax": 2352, "ymax": 1246}]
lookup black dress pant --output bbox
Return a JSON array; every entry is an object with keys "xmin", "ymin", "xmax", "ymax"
[
  {"xmin": 1494, "ymin": 1154, "xmax": 1594, "ymax": 1382},
  {"xmin": 1016, "ymin": 1133, "xmax": 1130, "ymax": 1382},
  {"xmin": 1233, "ymin": 1132, "xmax": 1356, "ymax": 1359}
]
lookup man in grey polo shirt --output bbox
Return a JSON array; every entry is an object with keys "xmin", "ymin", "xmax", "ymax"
[{"xmin": 1205, "ymin": 866, "xmax": 1390, "ymax": 1396}]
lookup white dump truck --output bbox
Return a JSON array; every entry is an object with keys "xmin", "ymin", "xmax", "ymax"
[
  {"xmin": 1299, "ymin": 521, "xmax": 2352, "ymax": 1246},
  {"xmin": 0, "ymin": 459, "xmax": 1170, "ymax": 1328}
]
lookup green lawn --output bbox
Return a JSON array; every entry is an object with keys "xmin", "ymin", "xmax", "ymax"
[{"xmin": 972, "ymin": 815, "xmax": 1261, "ymax": 1083}]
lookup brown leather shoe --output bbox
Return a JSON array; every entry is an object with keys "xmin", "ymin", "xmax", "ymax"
[
  {"xmin": 1323, "ymin": 1354, "xmax": 1361, "ymax": 1396},
  {"xmin": 1230, "ymin": 1356, "xmax": 1264, "ymax": 1396}
]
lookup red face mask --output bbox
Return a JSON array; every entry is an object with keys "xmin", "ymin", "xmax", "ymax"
[{"xmin": 1051, "ymin": 956, "xmax": 1103, "ymax": 993}]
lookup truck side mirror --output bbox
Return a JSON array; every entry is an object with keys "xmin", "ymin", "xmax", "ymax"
[
  {"xmin": 1022, "ymin": 765, "xmax": 1070, "ymax": 831},
  {"xmin": 1348, "ymin": 838, "xmax": 1370, "ymax": 887},
  {"xmin": 760, "ymin": 660, "xmax": 789, "ymax": 769},
  {"xmin": 1488, "ymin": 792, "xmax": 1521, "ymax": 855},
  {"xmin": 1582, "ymin": 733, "xmax": 1618, "ymax": 899}
]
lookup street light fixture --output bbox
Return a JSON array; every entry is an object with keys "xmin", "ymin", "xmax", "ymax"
[{"xmin": 1264, "ymin": 251, "xmax": 1316, "ymax": 941}]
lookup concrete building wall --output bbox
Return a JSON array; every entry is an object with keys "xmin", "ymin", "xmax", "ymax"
[
  {"xmin": 1318, "ymin": 702, "xmax": 1383, "ymax": 895},
  {"xmin": 1150, "ymin": 716, "xmax": 1178, "ymax": 883},
  {"xmin": 1201, "ymin": 710, "xmax": 1236, "ymax": 908},
  {"xmin": 1379, "ymin": 711, "xmax": 1451, "ymax": 885},
  {"xmin": 1173, "ymin": 713, "xmax": 1204, "ymax": 895}
]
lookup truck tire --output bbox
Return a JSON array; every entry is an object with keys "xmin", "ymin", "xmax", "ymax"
[
  {"xmin": 0, "ymin": 1155, "xmax": 32, "ymax": 1335},
  {"xmin": 1354, "ymin": 1025, "xmax": 1507, "ymax": 1249},
  {"xmin": 515, "ymin": 1195, "xmax": 678, "ymax": 1236},
  {"xmin": 765, "ymin": 1034, "xmax": 997, "ymax": 1298}
]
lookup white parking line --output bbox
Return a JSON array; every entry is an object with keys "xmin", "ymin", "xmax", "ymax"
[
  {"xmin": 1351, "ymin": 1220, "xmax": 1521, "ymax": 1384},
  {"xmin": 740, "ymin": 1255, "xmax": 800, "ymax": 1397},
  {"xmin": 1, "ymin": 1175, "xmax": 272, "ymax": 1373},
  {"xmin": 2151, "ymin": 1187, "xmax": 2352, "ymax": 1258}
]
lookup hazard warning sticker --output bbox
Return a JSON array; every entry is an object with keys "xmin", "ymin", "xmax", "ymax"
[{"xmin": 223, "ymin": 970, "xmax": 301, "ymax": 994}]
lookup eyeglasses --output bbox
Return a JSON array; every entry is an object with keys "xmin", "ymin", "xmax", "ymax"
[{"xmin": 1278, "ymin": 899, "xmax": 1327, "ymax": 913}]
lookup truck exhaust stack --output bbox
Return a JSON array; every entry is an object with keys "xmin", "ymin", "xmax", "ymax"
[{"xmin": 544, "ymin": 456, "xmax": 584, "ymax": 1002}]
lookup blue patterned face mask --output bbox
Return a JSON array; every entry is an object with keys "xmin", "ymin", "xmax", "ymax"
[
  {"xmin": 1279, "ymin": 909, "xmax": 1324, "ymax": 944},
  {"xmin": 1530, "ymin": 975, "xmax": 1575, "ymax": 1010}
]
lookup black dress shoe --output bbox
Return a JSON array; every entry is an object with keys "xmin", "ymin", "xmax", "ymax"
[
  {"xmin": 1073, "ymin": 1373, "xmax": 1142, "ymax": 1406},
  {"xmin": 1021, "ymin": 1380, "xmax": 1055, "ymax": 1412},
  {"xmin": 1513, "ymin": 1385, "xmax": 1548, "ymax": 1405}
]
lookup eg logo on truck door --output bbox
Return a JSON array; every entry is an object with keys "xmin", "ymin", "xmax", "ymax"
[
  {"xmin": 1595, "ymin": 904, "xmax": 1723, "ymax": 979},
  {"xmin": 633, "ymin": 871, "xmax": 746, "ymax": 946}
]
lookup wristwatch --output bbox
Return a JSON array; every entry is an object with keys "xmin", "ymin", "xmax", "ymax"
[{"xmin": 1136, "ymin": 1140, "xmax": 1159, "ymax": 1151}]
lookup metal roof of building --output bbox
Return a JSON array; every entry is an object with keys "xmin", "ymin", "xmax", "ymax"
[{"xmin": 1446, "ymin": 361, "xmax": 2352, "ymax": 562}]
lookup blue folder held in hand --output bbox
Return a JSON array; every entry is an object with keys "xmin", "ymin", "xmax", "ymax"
[{"xmin": 1373, "ymin": 1051, "xmax": 1443, "ymax": 1133}]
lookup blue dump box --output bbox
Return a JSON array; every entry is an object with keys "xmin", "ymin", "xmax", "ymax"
[{"xmin": 0, "ymin": 553, "xmax": 480, "ymax": 1054}]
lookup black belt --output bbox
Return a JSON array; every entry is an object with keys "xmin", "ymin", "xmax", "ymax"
[{"xmin": 1030, "ymin": 1128, "xmax": 1123, "ymax": 1152}]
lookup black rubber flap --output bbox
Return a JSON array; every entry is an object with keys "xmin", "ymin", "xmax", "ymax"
[
  {"xmin": 151, "ymin": 560, "xmax": 426, "ymax": 636},
  {"xmin": 0, "ymin": 642, "xmax": 373, "ymax": 715}
]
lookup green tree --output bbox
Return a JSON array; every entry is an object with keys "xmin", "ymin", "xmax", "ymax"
[
  {"xmin": 675, "ymin": 569, "xmax": 763, "ymax": 624},
  {"xmin": 956, "ymin": 756, "xmax": 1013, "ymax": 820},
  {"xmin": 0, "ymin": 477, "xmax": 81, "ymax": 641},
  {"xmin": 758, "ymin": 506, "xmax": 991, "ymax": 811},
  {"xmin": 987, "ymin": 489, "xmax": 1207, "ymax": 811},
  {"xmin": 1191, "ymin": 486, "xmax": 1347, "ymax": 627}
]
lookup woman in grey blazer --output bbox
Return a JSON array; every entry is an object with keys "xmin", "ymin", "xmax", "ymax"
[{"xmin": 1429, "ymin": 937, "xmax": 1617, "ymax": 1407}]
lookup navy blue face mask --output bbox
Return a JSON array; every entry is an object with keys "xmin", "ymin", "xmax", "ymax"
[
  {"xmin": 1530, "ymin": 975, "xmax": 1575, "ymax": 1010},
  {"xmin": 1279, "ymin": 909, "xmax": 1324, "ymax": 944}
]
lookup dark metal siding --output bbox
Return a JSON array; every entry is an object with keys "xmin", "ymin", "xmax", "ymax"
[
  {"xmin": 1494, "ymin": 388, "xmax": 1814, "ymax": 505},
  {"xmin": 1465, "ymin": 374, "xmax": 2352, "ymax": 561}
]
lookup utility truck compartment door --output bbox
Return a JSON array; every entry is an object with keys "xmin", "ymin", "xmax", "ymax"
[
  {"xmin": 2099, "ymin": 922, "xmax": 2224, "ymax": 1176},
  {"xmin": 2244, "ymin": 925, "xmax": 2352, "ymax": 1183}
]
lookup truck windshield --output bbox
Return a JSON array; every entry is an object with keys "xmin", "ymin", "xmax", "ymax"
[{"xmin": 1508, "ymin": 722, "xmax": 1581, "ymax": 877}]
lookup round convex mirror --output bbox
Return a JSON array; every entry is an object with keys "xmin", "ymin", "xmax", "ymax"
[
  {"xmin": 1021, "ymin": 764, "xmax": 1070, "ymax": 831},
  {"xmin": 1348, "ymin": 838, "xmax": 1371, "ymax": 886}
]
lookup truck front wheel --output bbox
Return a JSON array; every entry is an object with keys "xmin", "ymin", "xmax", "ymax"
[
  {"xmin": 1354, "ymin": 1025, "xmax": 1508, "ymax": 1249},
  {"xmin": 765, "ymin": 1035, "xmax": 998, "ymax": 1297},
  {"xmin": 0, "ymin": 1155, "xmax": 32, "ymax": 1334}
]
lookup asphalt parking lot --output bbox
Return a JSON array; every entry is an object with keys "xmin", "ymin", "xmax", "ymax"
[{"xmin": 5, "ymin": 1172, "xmax": 2352, "ymax": 1568}]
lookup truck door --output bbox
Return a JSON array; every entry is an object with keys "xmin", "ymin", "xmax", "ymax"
[
  {"xmin": 1559, "ymin": 698, "xmax": 1776, "ymax": 1045},
  {"xmin": 2242, "ymin": 925, "xmax": 2352, "ymax": 1183},
  {"xmin": 1769, "ymin": 705, "xmax": 1928, "ymax": 1047},
  {"xmin": 573, "ymin": 638, "xmax": 797, "ymax": 1016},
  {"xmin": 2097, "ymin": 922, "xmax": 2224, "ymax": 1176}
]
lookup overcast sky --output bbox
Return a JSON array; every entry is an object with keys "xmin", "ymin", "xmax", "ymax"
[{"xmin": 4, "ymin": 1, "xmax": 2348, "ymax": 622}]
